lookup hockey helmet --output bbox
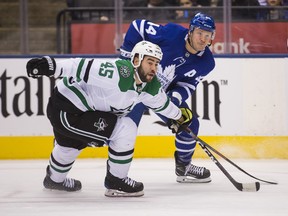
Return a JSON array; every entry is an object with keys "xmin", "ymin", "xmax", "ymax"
[
  {"xmin": 130, "ymin": 41, "xmax": 163, "ymax": 68},
  {"xmin": 189, "ymin": 12, "xmax": 216, "ymax": 40}
]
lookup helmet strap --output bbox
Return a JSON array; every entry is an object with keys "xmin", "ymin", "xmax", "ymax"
[
  {"xmin": 187, "ymin": 33, "xmax": 198, "ymax": 53},
  {"xmin": 134, "ymin": 68, "xmax": 144, "ymax": 84},
  {"xmin": 207, "ymin": 40, "xmax": 213, "ymax": 47}
]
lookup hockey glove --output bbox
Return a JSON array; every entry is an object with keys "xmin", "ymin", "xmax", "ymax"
[
  {"xmin": 168, "ymin": 107, "xmax": 193, "ymax": 134},
  {"xmin": 26, "ymin": 56, "xmax": 56, "ymax": 78}
]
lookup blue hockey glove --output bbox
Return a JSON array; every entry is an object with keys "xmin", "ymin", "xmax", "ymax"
[
  {"xmin": 168, "ymin": 107, "xmax": 193, "ymax": 134},
  {"xmin": 26, "ymin": 56, "xmax": 56, "ymax": 78}
]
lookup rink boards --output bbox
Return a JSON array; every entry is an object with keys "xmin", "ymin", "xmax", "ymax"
[
  {"xmin": 0, "ymin": 56, "xmax": 287, "ymax": 159},
  {"xmin": 1, "ymin": 135, "xmax": 288, "ymax": 159}
]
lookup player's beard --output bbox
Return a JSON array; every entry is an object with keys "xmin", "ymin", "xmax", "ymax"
[{"xmin": 137, "ymin": 67, "xmax": 154, "ymax": 83}]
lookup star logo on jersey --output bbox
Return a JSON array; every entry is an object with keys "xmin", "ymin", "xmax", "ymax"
[
  {"xmin": 110, "ymin": 104, "xmax": 134, "ymax": 116},
  {"xmin": 93, "ymin": 118, "xmax": 108, "ymax": 132}
]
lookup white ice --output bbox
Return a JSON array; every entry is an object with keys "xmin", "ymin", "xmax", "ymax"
[{"xmin": 0, "ymin": 158, "xmax": 287, "ymax": 216}]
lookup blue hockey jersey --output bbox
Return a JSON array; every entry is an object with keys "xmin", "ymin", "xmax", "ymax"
[{"xmin": 120, "ymin": 19, "xmax": 215, "ymax": 106}]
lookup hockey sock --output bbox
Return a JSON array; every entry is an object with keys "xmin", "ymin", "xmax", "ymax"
[
  {"xmin": 175, "ymin": 133, "xmax": 197, "ymax": 165},
  {"xmin": 49, "ymin": 143, "xmax": 81, "ymax": 182}
]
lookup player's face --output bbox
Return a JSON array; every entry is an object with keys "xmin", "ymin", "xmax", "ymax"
[
  {"xmin": 188, "ymin": 28, "xmax": 213, "ymax": 52},
  {"xmin": 137, "ymin": 56, "xmax": 160, "ymax": 82}
]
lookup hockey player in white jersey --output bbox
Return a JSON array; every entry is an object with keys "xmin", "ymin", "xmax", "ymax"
[{"xmin": 26, "ymin": 41, "xmax": 193, "ymax": 197}]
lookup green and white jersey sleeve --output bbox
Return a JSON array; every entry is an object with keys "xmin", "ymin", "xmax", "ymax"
[
  {"xmin": 138, "ymin": 78, "xmax": 182, "ymax": 120},
  {"xmin": 54, "ymin": 58, "xmax": 181, "ymax": 120}
]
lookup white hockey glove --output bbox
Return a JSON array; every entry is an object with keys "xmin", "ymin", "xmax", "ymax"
[
  {"xmin": 168, "ymin": 107, "xmax": 193, "ymax": 134},
  {"xmin": 26, "ymin": 56, "xmax": 56, "ymax": 78}
]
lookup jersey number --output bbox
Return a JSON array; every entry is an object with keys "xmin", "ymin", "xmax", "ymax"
[
  {"xmin": 99, "ymin": 62, "xmax": 114, "ymax": 78},
  {"xmin": 145, "ymin": 22, "xmax": 160, "ymax": 36}
]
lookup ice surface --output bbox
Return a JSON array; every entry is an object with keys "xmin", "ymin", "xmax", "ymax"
[{"xmin": 0, "ymin": 159, "xmax": 287, "ymax": 216}]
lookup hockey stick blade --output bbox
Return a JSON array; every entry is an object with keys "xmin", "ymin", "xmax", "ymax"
[
  {"xmin": 198, "ymin": 141, "xmax": 260, "ymax": 192},
  {"xmin": 203, "ymin": 141, "xmax": 278, "ymax": 185},
  {"xmin": 241, "ymin": 182, "xmax": 260, "ymax": 192},
  {"xmin": 185, "ymin": 129, "xmax": 277, "ymax": 185}
]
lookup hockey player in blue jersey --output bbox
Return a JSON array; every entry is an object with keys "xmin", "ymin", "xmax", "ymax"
[{"xmin": 120, "ymin": 12, "xmax": 216, "ymax": 183}]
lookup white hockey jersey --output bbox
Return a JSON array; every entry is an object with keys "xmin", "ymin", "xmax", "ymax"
[{"xmin": 54, "ymin": 58, "xmax": 181, "ymax": 120}]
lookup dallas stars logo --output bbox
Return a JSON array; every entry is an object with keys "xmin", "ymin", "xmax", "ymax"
[
  {"xmin": 119, "ymin": 65, "xmax": 131, "ymax": 78},
  {"xmin": 94, "ymin": 118, "xmax": 108, "ymax": 131}
]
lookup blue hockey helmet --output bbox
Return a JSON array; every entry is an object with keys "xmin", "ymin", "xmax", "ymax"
[{"xmin": 189, "ymin": 12, "xmax": 216, "ymax": 40}]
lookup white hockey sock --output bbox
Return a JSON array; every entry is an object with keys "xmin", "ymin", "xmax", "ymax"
[
  {"xmin": 108, "ymin": 159, "xmax": 131, "ymax": 179},
  {"xmin": 49, "ymin": 143, "xmax": 81, "ymax": 183}
]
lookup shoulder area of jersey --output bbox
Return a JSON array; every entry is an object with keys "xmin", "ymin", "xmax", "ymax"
[
  {"xmin": 115, "ymin": 58, "xmax": 135, "ymax": 79},
  {"xmin": 160, "ymin": 22, "xmax": 188, "ymax": 39},
  {"xmin": 166, "ymin": 22, "xmax": 187, "ymax": 29}
]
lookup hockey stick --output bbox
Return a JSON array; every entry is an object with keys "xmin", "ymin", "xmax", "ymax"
[
  {"xmin": 199, "ymin": 140, "xmax": 260, "ymax": 192},
  {"xmin": 184, "ymin": 128, "xmax": 262, "ymax": 191},
  {"xmin": 185, "ymin": 128, "xmax": 277, "ymax": 185}
]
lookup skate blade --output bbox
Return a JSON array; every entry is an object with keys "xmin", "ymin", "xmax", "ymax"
[
  {"xmin": 105, "ymin": 189, "xmax": 144, "ymax": 197},
  {"xmin": 176, "ymin": 176, "xmax": 212, "ymax": 183},
  {"xmin": 43, "ymin": 187, "xmax": 82, "ymax": 193}
]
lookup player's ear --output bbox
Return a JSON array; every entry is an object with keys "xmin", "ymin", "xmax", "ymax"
[{"xmin": 133, "ymin": 55, "xmax": 140, "ymax": 66}]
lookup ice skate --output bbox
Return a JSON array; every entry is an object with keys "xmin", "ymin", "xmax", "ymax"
[
  {"xmin": 43, "ymin": 165, "xmax": 82, "ymax": 192},
  {"xmin": 175, "ymin": 151, "xmax": 211, "ymax": 183},
  {"xmin": 104, "ymin": 163, "xmax": 144, "ymax": 197}
]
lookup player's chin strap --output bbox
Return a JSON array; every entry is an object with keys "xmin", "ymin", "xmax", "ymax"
[
  {"xmin": 207, "ymin": 40, "xmax": 213, "ymax": 47},
  {"xmin": 134, "ymin": 68, "xmax": 144, "ymax": 84},
  {"xmin": 187, "ymin": 36, "xmax": 198, "ymax": 53}
]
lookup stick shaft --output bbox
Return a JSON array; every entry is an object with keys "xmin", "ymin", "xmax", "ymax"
[{"xmin": 198, "ymin": 138, "xmax": 259, "ymax": 191}]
